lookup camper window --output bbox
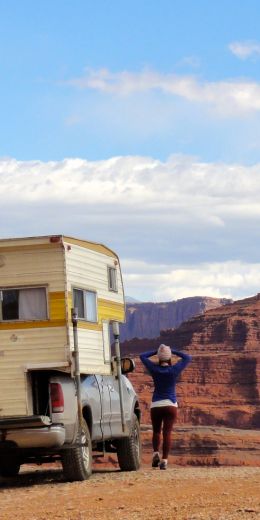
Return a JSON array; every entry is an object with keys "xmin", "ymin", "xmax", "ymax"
[
  {"xmin": 0, "ymin": 287, "xmax": 47, "ymax": 321},
  {"xmin": 73, "ymin": 288, "xmax": 97, "ymax": 322},
  {"xmin": 108, "ymin": 267, "xmax": 118, "ymax": 292}
]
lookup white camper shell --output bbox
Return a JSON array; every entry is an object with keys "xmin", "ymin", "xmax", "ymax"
[{"xmin": 0, "ymin": 235, "xmax": 125, "ymax": 418}]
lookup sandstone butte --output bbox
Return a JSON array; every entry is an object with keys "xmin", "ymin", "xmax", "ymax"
[
  {"xmin": 121, "ymin": 295, "xmax": 232, "ymax": 341},
  {"xmin": 120, "ymin": 294, "xmax": 260, "ymax": 466}
]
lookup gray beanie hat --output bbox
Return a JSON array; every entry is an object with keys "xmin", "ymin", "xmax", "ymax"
[{"xmin": 157, "ymin": 344, "xmax": 171, "ymax": 361}]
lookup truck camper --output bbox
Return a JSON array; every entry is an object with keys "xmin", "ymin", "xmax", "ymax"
[{"xmin": 0, "ymin": 235, "xmax": 141, "ymax": 481}]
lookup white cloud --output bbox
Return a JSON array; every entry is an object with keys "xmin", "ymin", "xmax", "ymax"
[
  {"xmin": 65, "ymin": 68, "xmax": 260, "ymax": 116},
  {"xmin": 0, "ymin": 155, "xmax": 260, "ymax": 300},
  {"xmin": 229, "ymin": 41, "xmax": 260, "ymax": 60},
  {"xmin": 122, "ymin": 259, "xmax": 260, "ymax": 301},
  {"xmin": 1, "ymin": 155, "xmax": 260, "ymax": 209}
]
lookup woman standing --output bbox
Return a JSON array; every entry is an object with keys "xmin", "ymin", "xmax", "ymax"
[{"xmin": 140, "ymin": 344, "xmax": 192, "ymax": 470}]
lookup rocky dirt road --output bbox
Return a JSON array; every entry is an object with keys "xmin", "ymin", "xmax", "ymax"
[{"xmin": 0, "ymin": 465, "xmax": 260, "ymax": 520}]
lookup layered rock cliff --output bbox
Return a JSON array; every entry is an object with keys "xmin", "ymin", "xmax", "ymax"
[
  {"xmin": 123, "ymin": 294, "xmax": 260, "ymax": 429},
  {"xmin": 120, "ymin": 296, "xmax": 231, "ymax": 341}
]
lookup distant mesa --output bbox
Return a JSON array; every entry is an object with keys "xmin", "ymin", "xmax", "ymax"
[{"xmin": 121, "ymin": 295, "xmax": 232, "ymax": 342}]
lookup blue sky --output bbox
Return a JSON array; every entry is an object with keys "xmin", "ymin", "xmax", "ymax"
[
  {"xmin": 1, "ymin": 1, "xmax": 260, "ymax": 301},
  {"xmin": 1, "ymin": 0, "xmax": 260, "ymax": 162}
]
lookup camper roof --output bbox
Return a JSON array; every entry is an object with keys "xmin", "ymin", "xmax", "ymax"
[{"xmin": 0, "ymin": 235, "xmax": 118, "ymax": 259}]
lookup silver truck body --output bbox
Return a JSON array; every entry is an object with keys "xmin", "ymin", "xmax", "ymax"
[
  {"xmin": 0, "ymin": 371, "xmax": 137, "ymax": 449},
  {"xmin": 0, "ymin": 362, "xmax": 141, "ymax": 480}
]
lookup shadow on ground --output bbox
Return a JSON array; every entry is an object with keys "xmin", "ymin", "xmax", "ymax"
[{"xmin": 0, "ymin": 464, "xmax": 120, "ymax": 489}]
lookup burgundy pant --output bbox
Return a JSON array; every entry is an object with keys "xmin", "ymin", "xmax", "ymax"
[{"xmin": 150, "ymin": 406, "xmax": 177, "ymax": 459}]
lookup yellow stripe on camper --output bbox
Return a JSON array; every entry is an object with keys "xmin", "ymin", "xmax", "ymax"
[
  {"xmin": 98, "ymin": 299, "xmax": 125, "ymax": 323},
  {"xmin": 49, "ymin": 291, "xmax": 67, "ymax": 320},
  {"xmin": 0, "ymin": 319, "xmax": 66, "ymax": 330}
]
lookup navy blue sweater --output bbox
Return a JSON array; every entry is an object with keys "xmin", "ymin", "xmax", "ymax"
[{"xmin": 140, "ymin": 349, "xmax": 192, "ymax": 403}]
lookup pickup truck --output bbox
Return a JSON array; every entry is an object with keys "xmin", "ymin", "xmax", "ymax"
[{"xmin": 0, "ymin": 357, "xmax": 141, "ymax": 481}]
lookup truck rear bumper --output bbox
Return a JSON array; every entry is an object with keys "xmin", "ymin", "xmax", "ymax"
[{"xmin": 1, "ymin": 425, "xmax": 66, "ymax": 449}]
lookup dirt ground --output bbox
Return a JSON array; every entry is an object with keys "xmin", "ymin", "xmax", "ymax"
[{"xmin": 0, "ymin": 464, "xmax": 260, "ymax": 520}]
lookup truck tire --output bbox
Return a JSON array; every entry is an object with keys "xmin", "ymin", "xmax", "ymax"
[
  {"xmin": 117, "ymin": 414, "xmax": 141, "ymax": 471},
  {"xmin": 61, "ymin": 419, "xmax": 92, "ymax": 481}
]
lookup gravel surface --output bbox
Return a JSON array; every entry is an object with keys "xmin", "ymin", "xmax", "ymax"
[{"xmin": 0, "ymin": 466, "xmax": 260, "ymax": 520}]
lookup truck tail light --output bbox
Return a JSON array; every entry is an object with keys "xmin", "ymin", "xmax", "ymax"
[{"xmin": 50, "ymin": 383, "xmax": 64, "ymax": 413}]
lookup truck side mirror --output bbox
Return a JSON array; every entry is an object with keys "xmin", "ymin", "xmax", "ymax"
[{"xmin": 120, "ymin": 357, "xmax": 135, "ymax": 374}]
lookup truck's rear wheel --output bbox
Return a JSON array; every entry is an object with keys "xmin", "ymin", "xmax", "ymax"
[
  {"xmin": 117, "ymin": 414, "xmax": 141, "ymax": 471},
  {"xmin": 61, "ymin": 419, "xmax": 92, "ymax": 481}
]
